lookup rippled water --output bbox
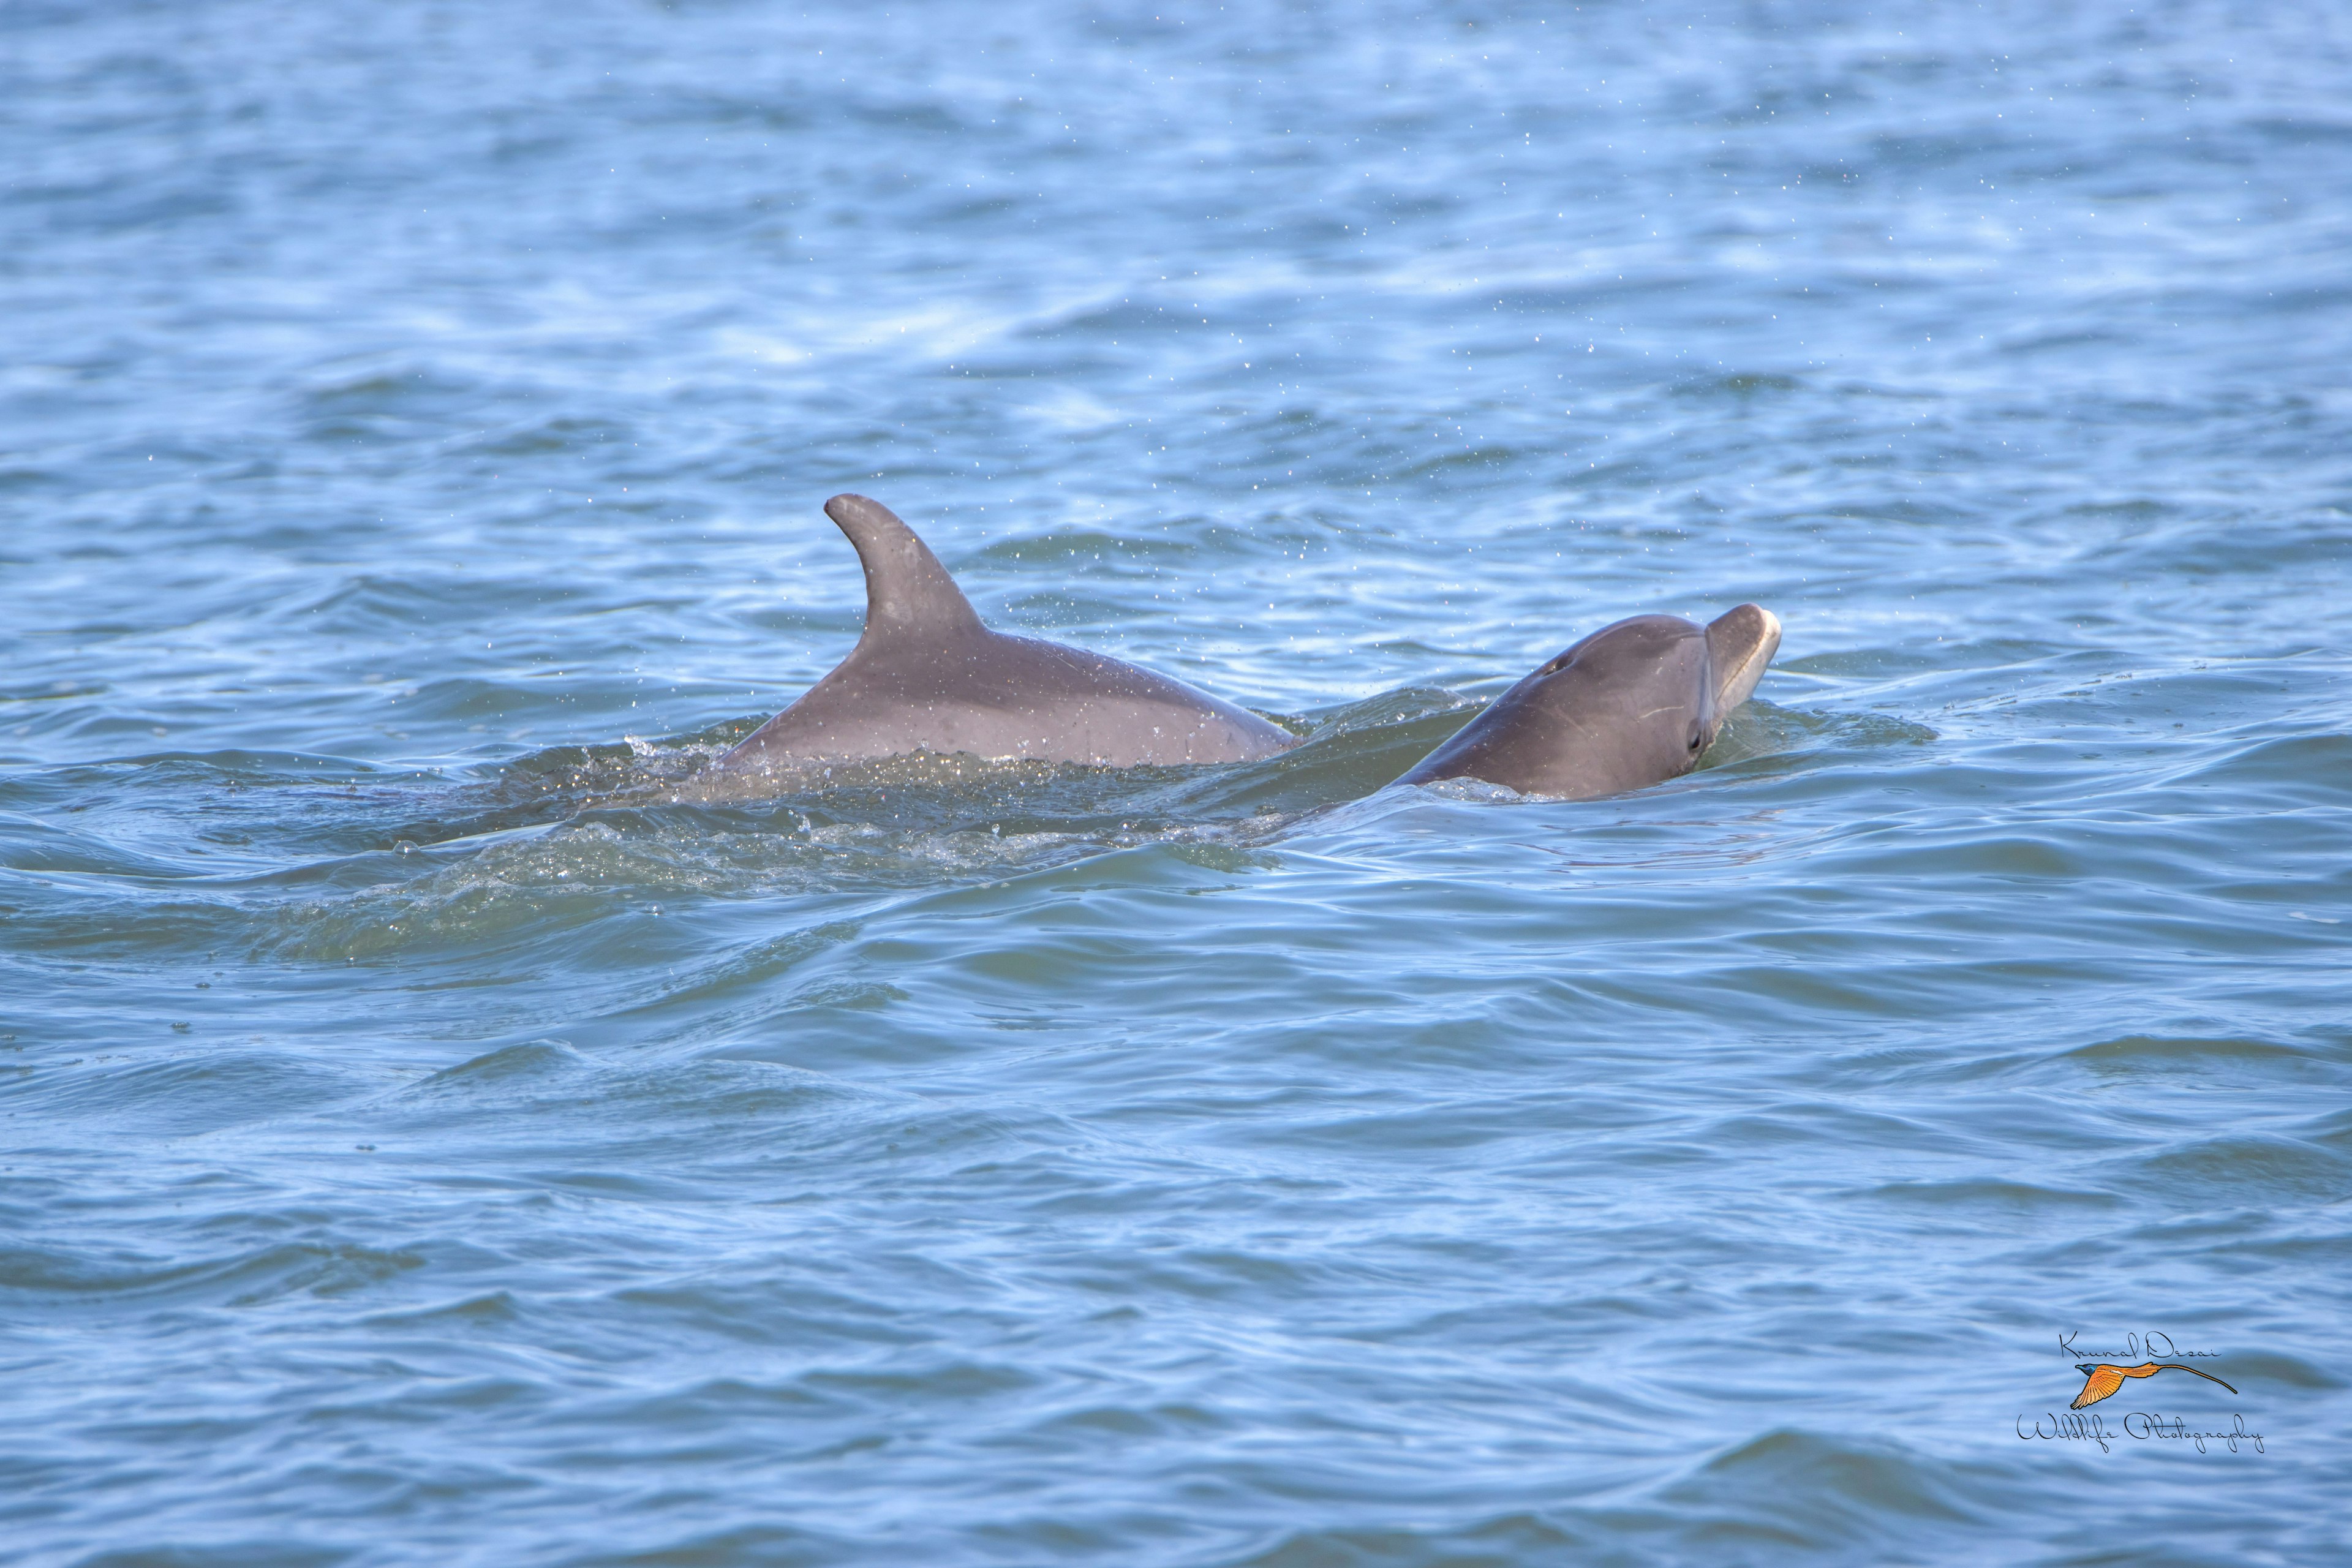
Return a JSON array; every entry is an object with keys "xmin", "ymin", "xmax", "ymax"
[{"xmin": 6, "ymin": 2, "xmax": 2351, "ymax": 1563}]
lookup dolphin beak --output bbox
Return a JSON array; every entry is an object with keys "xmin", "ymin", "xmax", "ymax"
[{"xmin": 1705, "ymin": 603, "xmax": 1782, "ymax": 713}]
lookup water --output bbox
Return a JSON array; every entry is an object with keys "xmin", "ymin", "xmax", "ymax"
[{"xmin": 5, "ymin": 2, "xmax": 2350, "ymax": 1562}]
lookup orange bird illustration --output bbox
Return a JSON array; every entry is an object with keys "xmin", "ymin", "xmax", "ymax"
[{"xmin": 2071, "ymin": 1362, "xmax": 2237, "ymax": 1409}]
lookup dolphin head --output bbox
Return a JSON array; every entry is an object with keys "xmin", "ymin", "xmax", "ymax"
[
  {"xmin": 1396, "ymin": 603, "xmax": 1781, "ymax": 799},
  {"xmin": 1525, "ymin": 614, "xmax": 1721, "ymax": 791}
]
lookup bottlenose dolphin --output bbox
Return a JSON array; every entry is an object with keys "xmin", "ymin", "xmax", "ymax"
[
  {"xmin": 1395, "ymin": 604, "xmax": 1781, "ymax": 798},
  {"xmin": 708, "ymin": 494, "xmax": 1296, "ymax": 787}
]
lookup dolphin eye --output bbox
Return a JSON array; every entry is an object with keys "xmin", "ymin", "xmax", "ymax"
[{"xmin": 1688, "ymin": 725, "xmax": 1703, "ymax": 752}]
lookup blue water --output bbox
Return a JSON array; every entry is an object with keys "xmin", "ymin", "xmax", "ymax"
[{"xmin": 6, "ymin": 2, "xmax": 2351, "ymax": 1563}]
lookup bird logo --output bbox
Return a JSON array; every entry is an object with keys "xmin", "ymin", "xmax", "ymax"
[{"xmin": 2070, "ymin": 1362, "xmax": 2237, "ymax": 1409}]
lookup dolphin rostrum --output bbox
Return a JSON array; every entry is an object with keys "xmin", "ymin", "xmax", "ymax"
[
  {"xmin": 708, "ymin": 494, "xmax": 1297, "ymax": 787},
  {"xmin": 1394, "ymin": 604, "xmax": 1781, "ymax": 798}
]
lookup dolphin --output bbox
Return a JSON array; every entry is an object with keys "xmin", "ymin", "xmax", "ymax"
[
  {"xmin": 707, "ymin": 494, "xmax": 1296, "ymax": 788},
  {"xmin": 1394, "ymin": 604, "xmax": 1781, "ymax": 798}
]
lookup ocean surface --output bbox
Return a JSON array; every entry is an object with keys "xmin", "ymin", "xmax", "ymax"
[{"xmin": 5, "ymin": 2, "xmax": 2350, "ymax": 1563}]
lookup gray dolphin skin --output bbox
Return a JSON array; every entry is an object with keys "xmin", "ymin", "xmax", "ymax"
[
  {"xmin": 708, "ymin": 494, "xmax": 1297, "ymax": 787},
  {"xmin": 1394, "ymin": 603, "xmax": 1782, "ymax": 798}
]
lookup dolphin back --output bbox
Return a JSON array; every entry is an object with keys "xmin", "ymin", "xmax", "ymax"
[{"xmin": 708, "ymin": 495, "xmax": 1295, "ymax": 787}]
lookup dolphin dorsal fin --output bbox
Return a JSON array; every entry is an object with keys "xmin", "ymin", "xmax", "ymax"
[{"xmin": 824, "ymin": 493, "xmax": 986, "ymax": 648}]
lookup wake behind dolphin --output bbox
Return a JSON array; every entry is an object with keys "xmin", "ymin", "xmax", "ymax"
[{"xmin": 706, "ymin": 494, "xmax": 1782, "ymax": 803}]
